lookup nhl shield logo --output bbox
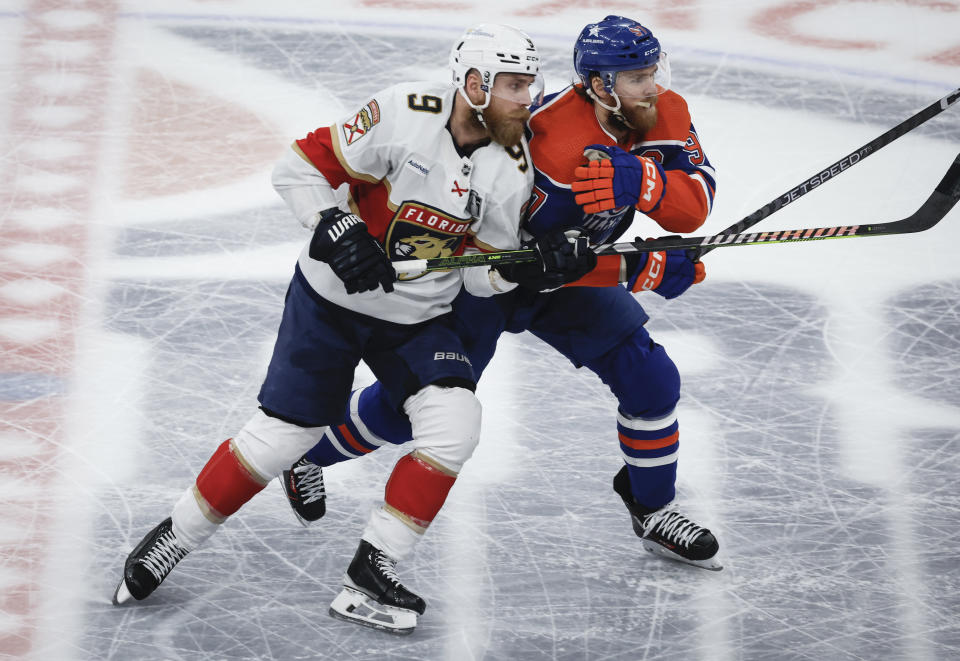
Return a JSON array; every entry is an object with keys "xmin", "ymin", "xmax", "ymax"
[{"xmin": 387, "ymin": 201, "xmax": 474, "ymax": 280}]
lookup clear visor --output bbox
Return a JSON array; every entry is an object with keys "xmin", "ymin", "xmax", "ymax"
[
  {"xmin": 488, "ymin": 72, "xmax": 545, "ymax": 107},
  {"xmin": 612, "ymin": 52, "xmax": 671, "ymax": 100}
]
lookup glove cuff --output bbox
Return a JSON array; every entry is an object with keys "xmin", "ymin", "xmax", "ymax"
[
  {"xmin": 627, "ymin": 251, "xmax": 666, "ymax": 293},
  {"xmin": 633, "ymin": 158, "xmax": 666, "ymax": 215},
  {"xmin": 310, "ymin": 208, "xmax": 367, "ymax": 263},
  {"xmin": 488, "ymin": 266, "xmax": 519, "ymax": 293}
]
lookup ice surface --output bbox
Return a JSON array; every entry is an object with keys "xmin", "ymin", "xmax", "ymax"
[{"xmin": 1, "ymin": 2, "xmax": 959, "ymax": 660}]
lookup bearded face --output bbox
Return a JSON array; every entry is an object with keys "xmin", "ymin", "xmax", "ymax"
[
  {"xmin": 481, "ymin": 96, "xmax": 531, "ymax": 147},
  {"xmin": 610, "ymin": 94, "xmax": 658, "ymax": 137}
]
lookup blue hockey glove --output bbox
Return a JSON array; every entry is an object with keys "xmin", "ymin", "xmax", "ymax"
[
  {"xmin": 495, "ymin": 229, "xmax": 597, "ymax": 291},
  {"xmin": 571, "ymin": 144, "xmax": 666, "ymax": 214},
  {"xmin": 624, "ymin": 240, "xmax": 705, "ymax": 299},
  {"xmin": 309, "ymin": 208, "xmax": 396, "ymax": 294}
]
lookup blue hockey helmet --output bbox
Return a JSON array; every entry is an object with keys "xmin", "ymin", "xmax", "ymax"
[{"xmin": 573, "ymin": 16, "xmax": 669, "ymax": 97}]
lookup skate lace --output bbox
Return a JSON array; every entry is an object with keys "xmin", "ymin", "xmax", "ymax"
[
  {"xmin": 643, "ymin": 507, "xmax": 705, "ymax": 548},
  {"xmin": 374, "ymin": 552, "xmax": 403, "ymax": 589},
  {"xmin": 141, "ymin": 530, "xmax": 188, "ymax": 582},
  {"xmin": 293, "ymin": 462, "xmax": 326, "ymax": 504}
]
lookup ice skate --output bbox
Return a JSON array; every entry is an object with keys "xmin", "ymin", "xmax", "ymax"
[
  {"xmin": 282, "ymin": 455, "xmax": 327, "ymax": 525},
  {"xmin": 613, "ymin": 466, "xmax": 722, "ymax": 571},
  {"xmin": 328, "ymin": 539, "xmax": 426, "ymax": 635},
  {"xmin": 112, "ymin": 517, "xmax": 190, "ymax": 604}
]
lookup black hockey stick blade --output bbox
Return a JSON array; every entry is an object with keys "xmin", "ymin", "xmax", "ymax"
[
  {"xmin": 612, "ymin": 154, "xmax": 960, "ymax": 255},
  {"xmin": 392, "ymin": 151, "xmax": 960, "ymax": 274},
  {"xmin": 700, "ymin": 85, "xmax": 960, "ymax": 255},
  {"xmin": 599, "ymin": 149, "xmax": 960, "ymax": 254}
]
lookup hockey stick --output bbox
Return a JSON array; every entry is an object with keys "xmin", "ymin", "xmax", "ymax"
[
  {"xmin": 393, "ymin": 150, "xmax": 960, "ymax": 274},
  {"xmin": 394, "ymin": 87, "xmax": 959, "ymax": 275},
  {"xmin": 699, "ymin": 86, "xmax": 960, "ymax": 255}
]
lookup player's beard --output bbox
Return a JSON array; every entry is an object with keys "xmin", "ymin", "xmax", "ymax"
[
  {"xmin": 482, "ymin": 103, "xmax": 530, "ymax": 147},
  {"xmin": 611, "ymin": 95, "xmax": 658, "ymax": 137}
]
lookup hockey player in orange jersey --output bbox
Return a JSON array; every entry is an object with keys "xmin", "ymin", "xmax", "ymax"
[{"xmin": 284, "ymin": 14, "xmax": 722, "ymax": 594}]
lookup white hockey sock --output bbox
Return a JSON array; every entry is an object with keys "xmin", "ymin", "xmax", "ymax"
[
  {"xmin": 170, "ymin": 485, "xmax": 220, "ymax": 551},
  {"xmin": 361, "ymin": 505, "xmax": 422, "ymax": 561}
]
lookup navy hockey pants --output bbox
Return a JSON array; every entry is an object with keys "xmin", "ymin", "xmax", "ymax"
[
  {"xmin": 305, "ymin": 284, "xmax": 682, "ymax": 508},
  {"xmin": 258, "ymin": 266, "xmax": 475, "ymax": 427}
]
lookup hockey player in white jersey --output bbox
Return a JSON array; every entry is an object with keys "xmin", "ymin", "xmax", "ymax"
[
  {"xmin": 283, "ymin": 16, "xmax": 721, "ymax": 576},
  {"xmin": 111, "ymin": 24, "xmax": 594, "ymax": 635}
]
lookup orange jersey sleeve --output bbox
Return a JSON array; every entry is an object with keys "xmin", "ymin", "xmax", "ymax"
[{"xmin": 632, "ymin": 91, "xmax": 716, "ymax": 233}]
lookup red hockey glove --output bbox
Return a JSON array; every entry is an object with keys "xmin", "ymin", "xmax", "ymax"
[
  {"xmin": 571, "ymin": 144, "xmax": 666, "ymax": 214},
  {"xmin": 309, "ymin": 208, "xmax": 396, "ymax": 294},
  {"xmin": 624, "ymin": 241, "xmax": 705, "ymax": 299}
]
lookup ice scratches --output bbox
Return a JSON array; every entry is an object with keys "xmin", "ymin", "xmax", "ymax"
[
  {"xmin": 889, "ymin": 280, "xmax": 960, "ymax": 409},
  {"xmin": 112, "ymin": 205, "xmax": 302, "ymax": 259},
  {"xmin": 170, "ymin": 25, "xmax": 960, "ymax": 145},
  {"xmin": 168, "ymin": 26, "xmax": 455, "ymax": 106},
  {"xmin": 59, "ymin": 23, "xmax": 960, "ymax": 659}
]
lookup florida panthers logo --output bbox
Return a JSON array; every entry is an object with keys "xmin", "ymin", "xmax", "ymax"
[
  {"xmin": 396, "ymin": 234, "xmax": 460, "ymax": 259},
  {"xmin": 387, "ymin": 201, "xmax": 474, "ymax": 280}
]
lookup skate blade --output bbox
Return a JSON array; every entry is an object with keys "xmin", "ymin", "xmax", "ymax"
[
  {"xmin": 290, "ymin": 510, "xmax": 315, "ymax": 528},
  {"xmin": 641, "ymin": 539, "xmax": 723, "ymax": 571},
  {"xmin": 112, "ymin": 578, "xmax": 134, "ymax": 605},
  {"xmin": 328, "ymin": 587, "xmax": 417, "ymax": 635}
]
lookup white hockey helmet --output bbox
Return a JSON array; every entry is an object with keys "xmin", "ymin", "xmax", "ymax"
[{"xmin": 449, "ymin": 24, "xmax": 544, "ymax": 111}]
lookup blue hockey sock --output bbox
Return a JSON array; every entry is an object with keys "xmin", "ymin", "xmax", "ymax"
[
  {"xmin": 304, "ymin": 383, "xmax": 413, "ymax": 467},
  {"xmin": 617, "ymin": 407, "xmax": 679, "ymax": 508}
]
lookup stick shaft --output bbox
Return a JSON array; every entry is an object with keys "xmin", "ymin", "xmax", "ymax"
[
  {"xmin": 702, "ymin": 87, "xmax": 960, "ymax": 254},
  {"xmin": 392, "ymin": 89, "xmax": 960, "ymax": 276},
  {"xmin": 393, "ymin": 150, "xmax": 960, "ymax": 274}
]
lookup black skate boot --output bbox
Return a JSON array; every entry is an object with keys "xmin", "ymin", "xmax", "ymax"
[
  {"xmin": 282, "ymin": 455, "xmax": 326, "ymax": 526},
  {"xmin": 112, "ymin": 517, "xmax": 190, "ymax": 604},
  {"xmin": 328, "ymin": 539, "xmax": 426, "ymax": 634},
  {"xmin": 613, "ymin": 466, "xmax": 722, "ymax": 571}
]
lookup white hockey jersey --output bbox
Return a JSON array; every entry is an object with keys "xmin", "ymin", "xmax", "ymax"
[{"xmin": 281, "ymin": 81, "xmax": 532, "ymax": 324}]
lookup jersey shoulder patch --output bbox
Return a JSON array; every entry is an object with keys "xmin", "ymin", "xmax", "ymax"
[{"xmin": 341, "ymin": 99, "xmax": 381, "ymax": 145}]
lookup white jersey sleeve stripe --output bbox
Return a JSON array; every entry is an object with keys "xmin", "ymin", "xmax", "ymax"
[
  {"xmin": 639, "ymin": 139, "xmax": 687, "ymax": 148},
  {"xmin": 689, "ymin": 172, "xmax": 714, "ymax": 214}
]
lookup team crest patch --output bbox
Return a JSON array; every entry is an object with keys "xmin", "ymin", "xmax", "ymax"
[
  {"xmin": 387, "ymin": 201, "xmax": 474, "ymax": 281},
  {"xmin": 342, "ymin": 99, "xmax": 380, "ymax": 145}
]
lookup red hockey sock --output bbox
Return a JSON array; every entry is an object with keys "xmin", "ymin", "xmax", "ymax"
[
  {"xmin": 384, "ymin": 452, "xmax": 457, "ymax": 530},
  {"xmin": 195, "ymin": 439, "xmax": 268, "ymax": 518}
]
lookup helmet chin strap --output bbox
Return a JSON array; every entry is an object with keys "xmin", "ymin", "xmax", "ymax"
[
  {"xmin": 586, "ymin": 87, "xmax": 650, "ymax": 129},
  {"xmin": 458, "ymin": 86, "xmax": 491, "ymax": 127},
  {"xmin": 587, "ymin": 81, "xmax": 656, "ymax": 134}
]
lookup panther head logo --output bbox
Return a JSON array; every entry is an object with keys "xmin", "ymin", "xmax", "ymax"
[{"xmin": 394, "ymin": 234, "xmax": 459, "ymax": 260}]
